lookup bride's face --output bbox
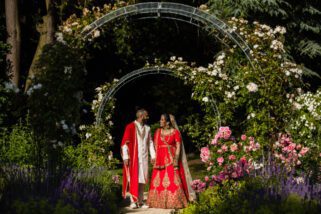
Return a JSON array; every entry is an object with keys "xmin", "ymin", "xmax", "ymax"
[{"xmin": 160, "ymin": 115, "xmax": 166, "ymax": 128}]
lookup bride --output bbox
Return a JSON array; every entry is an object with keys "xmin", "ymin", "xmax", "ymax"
[{"xmin": 147, "ymin": 113, "xmax": 196, "ymax": 209}]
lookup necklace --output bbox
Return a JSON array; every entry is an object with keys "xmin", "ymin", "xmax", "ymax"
[{"xmin": 160, "ymin": 128, "xmax": 173, "ymax": 144}]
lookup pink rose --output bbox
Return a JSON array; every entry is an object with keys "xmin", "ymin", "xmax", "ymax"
[
  {"xmin": 211, "ymin": 138, "xmax": 218, "ymax": 145},
  {"xmin": 282, "ymin": 147, "xmax": 288, "ymax": 153},
  {"xmin": 207, "ymin": 166, "xmax": 212, "ymax": 171},
  {"xmin": 287, "ymin": 143, "xmax": 296, "ymax": 151},
  {"xmin": 200, "ymin": 147, "xmax": 210, "ymax": 163},
  {"xmin": 240, "ymin": 156, "xmax": 247, "ymax": 164},
  {"xmin": 299, "ymin": 147, "xmax": 309, "ymax": 156},
  {"xmin": 217, "ymin": 149, "xmax": 223, "ymax": 154},
  {"xmin": 231, "ymin": 172, "xmax": 238, "ymax": 178},
  {"xmin": 255, "ymin": 143, "xmax": 260, "ymax": 149},
  {"xmin": 241, "ymin": 134, "xmax": 247, "ymax": 141},
  {"xmin": 221, "ymin": 144, "xmax": 228, "ymax": 152},
  {"xmin": 296, "ymin": 144, "xmax": 302, "ymax": 150},
  {"xmin": 205, "ymin": 176, "xmax": 209, "ymax": 182},
  {"xmin": 211, "ymin": 134, "xmax": 220, "ymax": 145},
  {"xmin": 229, "ymin": 155, "xmax": 236, "ymax": 161},
  {"xmin": 244, "ymin": 146, "xmax": 250, "ymax": 153},
  {"xmin": 230, "ymin": 143, "xmax": 238, "ymax": 152},
  {"xmin": 219, "ymin": 126, "xmax": 232, "ymax": 139},
  {"xmin": 217, "ymin": 157, "xmax": 224, "ymax": 165}
]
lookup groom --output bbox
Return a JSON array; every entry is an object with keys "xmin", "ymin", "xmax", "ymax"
[{"xmin": 121, "ymin": 109, "xmax": 155, "ymax": 209}]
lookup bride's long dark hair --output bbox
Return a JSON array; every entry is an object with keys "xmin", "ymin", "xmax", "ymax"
[{"xmin": 161, "ymin": 113, "xmax": 173, "ymax": 128}]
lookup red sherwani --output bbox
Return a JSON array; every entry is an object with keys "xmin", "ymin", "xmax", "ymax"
[{"xmin": 121, "ymin": 122, "xmax": 139, "ymax": 202}]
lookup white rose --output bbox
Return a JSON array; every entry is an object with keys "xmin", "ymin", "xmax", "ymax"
[
  {"xmin": 93, "ymin": 29, "xmax": 100, "ymax": 38},
  {"xmin": 246, "ymin": 82, "xmax": 258, "ymax": 92},
  {"xmin": 85, "ymin": 133, "xmax": 92, "ymax": 139},
  {"xmin": 202, "ymin": 97, "xmax": 209, "ymax": 102}
]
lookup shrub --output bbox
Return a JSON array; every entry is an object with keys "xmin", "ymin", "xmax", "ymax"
[{"xmin": 0, "ymin": 120, "xmax": 35, "ymax": 166}]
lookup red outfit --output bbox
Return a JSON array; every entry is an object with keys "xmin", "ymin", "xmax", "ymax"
[
  {"xmin": 147, "ymin": 128, "xmax": 189, "ymax": 208},
  {"xmin": 121, "ymin": 122, "xmax": 139, "ymax": 202}
]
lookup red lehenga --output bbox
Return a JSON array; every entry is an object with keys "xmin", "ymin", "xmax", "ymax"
[{"xmin": 147, "ymin": 128, "xmax": 190, "ymax": 209}]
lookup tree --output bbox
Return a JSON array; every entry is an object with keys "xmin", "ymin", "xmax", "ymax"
[
  {"xmin": 208, "ymin": 0, "xmax": 321, "ymax": 87},
  {"xmin": 5, "ymin": 0, "xmax": 21, "ymax": 87},
  {"xmin": 25, "ymin": 0, "xmax": 55, "ymax": 91}
]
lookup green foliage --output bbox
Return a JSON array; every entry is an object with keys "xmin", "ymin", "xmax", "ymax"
[
  {"xmin": 26, "ymin": 42, "xmax": 86, "ymax": 170},
  {"xmin": 64, "ymin": 81, "xmax": 118, "ymax": 170},
  {"xmin": 0, "ymin": 167, "xmax": 122, "ymax": 213},
  {"xmin": 0, "ymin": 14, "xmax": 15, "ymax": 129},
  {"xmin": 286, "ymin": 88, "xmax": 321, "ymax": 180},
  {"xmin": 79, "ymin": 169, "xmax": 122, "ymax": 208},
  {"xmin": 151, "ymin": 19, "xmax": 304, "ymax": 148},
  {"xmin": 183, "ymin": 177, "xmax": 320, "ymax": 214},
  {"xmin": 0, "ymin": 120, "xmax": 35, "ymax": 166},
  {"xmin": 11, "ymin": 199, "xmax": 54, "ymax": 214},
  {"xmin": 64, "ymin": 124, "xmax": 118, "ymax": 169},
  {"xmin": 208, "ymin": 0, "xmax": 321, "ymax": 82}
]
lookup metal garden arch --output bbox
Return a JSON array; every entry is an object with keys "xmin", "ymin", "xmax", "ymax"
[{"xmin": 81, "ymin": 2, "xmax": 255, "ymax": 125}]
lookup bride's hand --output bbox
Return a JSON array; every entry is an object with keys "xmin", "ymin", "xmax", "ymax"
[{"xmin": 151, "ymin": 158, "xmax": 155, "ymax": 165}]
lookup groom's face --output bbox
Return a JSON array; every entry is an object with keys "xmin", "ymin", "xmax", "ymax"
[{"xmin": 142, "ymin": 111, "xmax": 149, "ymax": 123}]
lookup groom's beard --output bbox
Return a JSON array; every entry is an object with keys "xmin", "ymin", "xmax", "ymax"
[{"xmin": 142, "ymin": 119, "xmax": 148, "ymax": 125}]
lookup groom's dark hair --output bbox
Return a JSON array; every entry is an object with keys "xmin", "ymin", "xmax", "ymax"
[{"xmin": 136, "ymin": 108, "xmax": 147, "ymax": 118}]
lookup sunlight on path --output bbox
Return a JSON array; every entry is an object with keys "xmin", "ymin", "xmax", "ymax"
[
  {"xmin": 120, "ymin": 192, "xmax": 175, "ymax": 214},
  {"xmin": 120, "ymin": 207, "xmax": 174, "ymax": 214}
]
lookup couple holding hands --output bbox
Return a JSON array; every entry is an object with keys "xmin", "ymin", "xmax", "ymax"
[{"xmin": 121, "ymin": 109, "xmax": 196, "ymax": 209}]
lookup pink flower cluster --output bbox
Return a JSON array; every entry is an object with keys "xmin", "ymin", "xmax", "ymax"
[
  {"xmin": 191, "ymin": 179, "xmax": 207, "ymax": 193},
  {"xmin": 200, "ymin": 126, "xmax": 261, "ymax": 181},
  {"xmin": 211, "ymin": 126, "xmax": 232, "ymax": 145},
  {"xmin": 192, "ymin": 157, "xmax": 253, "ymax": 192},
  {"xmin": 273, "ymin": 133, "xmax": 309, "ymax": 170},
  {"xmin": 200, "ymin": 147, "xmax": 210, "ymax": 163},
  {"xmin": 223, "ymin": 157, "xmax": 252, "ymax": 179}
]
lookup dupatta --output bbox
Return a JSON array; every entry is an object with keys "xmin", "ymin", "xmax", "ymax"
[{"xmin": 170, "ymin": 115, "xmax": 196, "ymax": 201}]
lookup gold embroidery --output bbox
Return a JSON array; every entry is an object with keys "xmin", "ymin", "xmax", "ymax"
[
  {"xmin": 162, "ymin": 171, "xmax": 170, "ymax": 189},
  {"xmin": 153, "ymin": 171, "xmax": 160, "ymax": 188},
  {"xmin": 147, "ymin": 187, "xmax": 188, "ymax": 209},
  {"xmin": 165, "ymin": 156, "xmax": 169, "ymax": 164},
  {"xmin": 174, "ymin": 171, "xmax": 181, "ymax": 186}
]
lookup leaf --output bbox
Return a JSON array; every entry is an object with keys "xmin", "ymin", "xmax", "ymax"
[
  {"xmin": 301, "ymin": 66, "xmax": 321, "ymax": 79},
  {"xmin": 298, "ymin": 40, "xmax": 321, "ymax": 58}
]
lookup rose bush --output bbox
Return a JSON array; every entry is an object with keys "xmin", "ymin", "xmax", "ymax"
[{"xmin": 197, "ymin": 126, "xmax": 262, "ymax": 188}]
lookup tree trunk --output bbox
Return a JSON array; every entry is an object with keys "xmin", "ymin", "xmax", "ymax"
[
  {"xmin": 25, "ymin": 0, "xmax": 55, "ymax": 91},
  {"xmin": 45, "ymin": 0, "xmax": 55, "ymax": 43},
  {"xmin": 5, "ymin": 0, "xmax": 21, "ymax": 87}
]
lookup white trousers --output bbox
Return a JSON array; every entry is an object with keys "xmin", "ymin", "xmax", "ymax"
[{"xmin": 130, "ymin": 183, "xmax": 145, "ymax": 204}]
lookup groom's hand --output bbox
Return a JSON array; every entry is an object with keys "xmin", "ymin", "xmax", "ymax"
[
  {"xmin": 124, "ymin": 159, "xmax": 129, "ymax": 166},
  {"xmin": 151, "ymin": 158, "xmax": 155, "ymax": 165}
]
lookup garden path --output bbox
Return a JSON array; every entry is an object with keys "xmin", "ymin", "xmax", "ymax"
[
  {"xmin": 120, "ymin": 156, "xmax": 202, "ymax": 213},
  {"xmin": 120, "ymin": 192, "xmax": 174, "ymax": 214}
]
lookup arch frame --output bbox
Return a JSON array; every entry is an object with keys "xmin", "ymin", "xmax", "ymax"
[
  {"xmin": 95, "ymin": 67, "xmax": 221, "ymax": 129},
  {"xmin": 81, "ymin": 2, "xmax": 255, "ymax": 69}
]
